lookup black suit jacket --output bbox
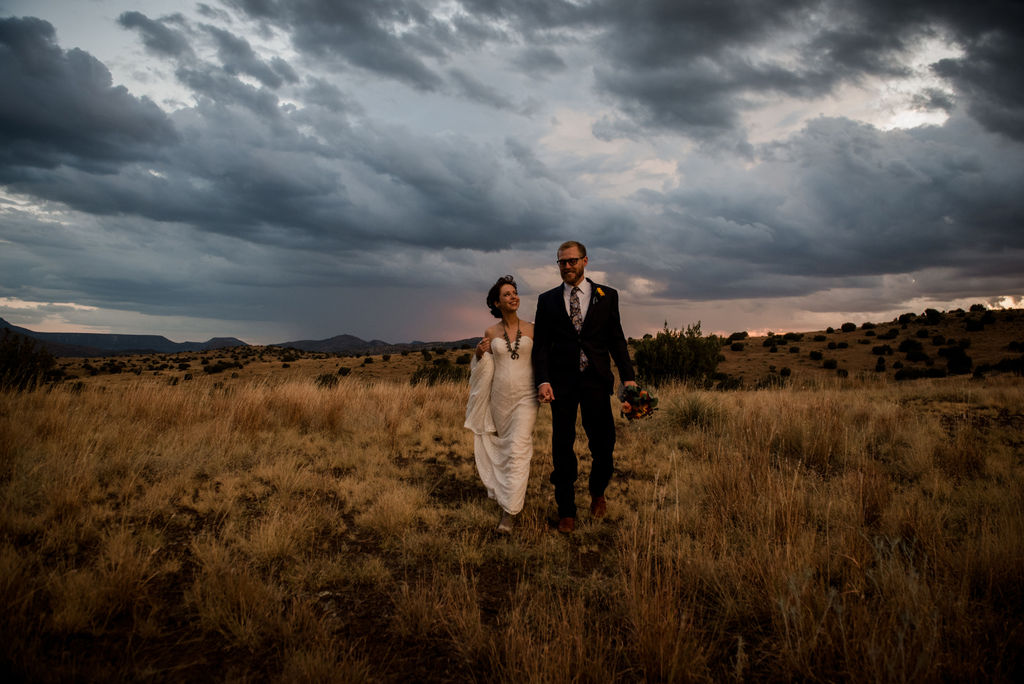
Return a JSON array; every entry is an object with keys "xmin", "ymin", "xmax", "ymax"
[{"xmin": 532, "ymin": 278, "xmax": 635, "ymax": 395}]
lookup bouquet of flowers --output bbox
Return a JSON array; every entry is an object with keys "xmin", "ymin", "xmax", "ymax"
[{"xmin": 620, "ymin": 384, "xmax": 658, "ymax": 421}]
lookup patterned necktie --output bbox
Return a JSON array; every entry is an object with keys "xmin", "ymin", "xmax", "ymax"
[{"xmin": 570, "ymin": 286, "xmax": 588, "ymax": 371}]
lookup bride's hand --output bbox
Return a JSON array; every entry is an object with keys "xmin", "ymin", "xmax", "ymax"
[{"xmin": 475, "ymin": 338, "xmax": 491, "ymax": 359}]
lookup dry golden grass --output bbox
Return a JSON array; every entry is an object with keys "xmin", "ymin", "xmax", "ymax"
[{"xmin": 2, "ymin": 367, "xmax": 1023, "ymax": 681}]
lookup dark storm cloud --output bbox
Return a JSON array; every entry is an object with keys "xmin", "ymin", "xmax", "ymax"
[
  {"xmin": 117, "ymin": 11, "xmax": 193, "ymax": 58},
  {"xmin": 622, "ymin": 115, "xmax": 1024, "ymax": 300},
  {"xmin": 0, "ymin": 17, "xmax": 177, "ymax": 173},
  {"xmin": 224, "ymin": 0, "xmax": 446, "ymax": 91},
  {"xmin": 0, "ymin": 16, "xmax": 567, "ymax": 257},
  {"xmin": 205, "ymin": 24, "xmax": 295, "ymax": 88},
  {"xmin": 587, "ymin": 0, "xmax": 1024, "ymax": 143},
  {"xmin": 448, "ymin": 68, "xmax": 516, "ymax": 110},
  {"xmin": 511, "ymin": 47, "xmax": 567, "ymax": 79}
]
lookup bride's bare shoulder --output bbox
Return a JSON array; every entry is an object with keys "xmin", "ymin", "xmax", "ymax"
[
  {"xmin": 522, "ymin": 320, "xmax": 536, "ymax": 337},
  {"xmin": 484, "ymin": 323, "xmax": 502, "ymax": 339}
]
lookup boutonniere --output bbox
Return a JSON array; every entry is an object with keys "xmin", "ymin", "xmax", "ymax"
[{"xmin": 595, "ymin": 287, "xmax": 605, "ymax": 297}]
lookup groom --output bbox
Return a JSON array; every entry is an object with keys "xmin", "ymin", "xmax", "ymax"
[{"xmin": 533, "ymin": 241, "xmax": 636, "ymax": 533}]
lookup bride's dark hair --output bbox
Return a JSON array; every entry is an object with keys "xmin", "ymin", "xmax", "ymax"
[{"xmin": 487, "ymin": 275, "xmax": 517, "ymax": 318}]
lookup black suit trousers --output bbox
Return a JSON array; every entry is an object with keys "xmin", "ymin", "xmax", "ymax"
[{"xmin": 549, "ymin": 367, "xmax": 616, "ymax": 519}]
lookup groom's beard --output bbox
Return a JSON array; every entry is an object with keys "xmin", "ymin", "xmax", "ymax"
[{"xmin": 561, "ymin": 268, "xmax": 584, "ymax": 285}]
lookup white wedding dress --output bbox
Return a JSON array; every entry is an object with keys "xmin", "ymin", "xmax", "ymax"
[{"xmin": 464, "ymin": 335, "xmax": 538, "ymax": 515}]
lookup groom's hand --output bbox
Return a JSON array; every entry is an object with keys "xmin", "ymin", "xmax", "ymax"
[
  {"xmin": 537, "ymin": 383, "xmax": 554, "ymax": 403},
  {"xmin": 621, "ymin": 380, "xmax": 637, "ymax": 412}
]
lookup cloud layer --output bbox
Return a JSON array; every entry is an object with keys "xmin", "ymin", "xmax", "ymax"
[{"xmin": 1, "ymin": 0, "xmax": 1022, "ymax": 342}]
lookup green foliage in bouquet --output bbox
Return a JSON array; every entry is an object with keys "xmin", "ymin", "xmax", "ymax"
[
  {"xmin": 631, "ymin": 321, "xmax": 721, "ymax": 387},
  {"xmin": 620, "ymin": 384, "xmax": 658, "ymax": 421}
]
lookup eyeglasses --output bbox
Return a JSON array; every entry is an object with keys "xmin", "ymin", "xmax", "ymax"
[{"xmin": 556, "ymin": 257, "xmax": 582, "ymax": 267}]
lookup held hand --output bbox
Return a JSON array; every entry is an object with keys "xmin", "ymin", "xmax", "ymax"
[
  {"xmin": 624, "ymin": 380, "xmax": 638, "ymax": 388},
  {"xmin": 475, "ymin": 338, "xmax": 491, "ymax": 359},
  {"xmin": 537, "ymin": 383, "xmax": 555, "ymax": 404}
]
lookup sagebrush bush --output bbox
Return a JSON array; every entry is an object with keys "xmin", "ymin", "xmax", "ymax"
[
  {"xmin": 0, "ymin": 330, "xmax": 56, "ymax": 391},
  {"xmin": 631, "ymin": 322, "xmax": 721, "ymax": 387},
  {"xmin": 410, "ymin": 363, "xmax": 468, "ymax": 386}
]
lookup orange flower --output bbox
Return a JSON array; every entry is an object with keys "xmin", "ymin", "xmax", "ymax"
[{"xmin": 596, "ymin": 287, "xmax": 605, "ymax": 297}]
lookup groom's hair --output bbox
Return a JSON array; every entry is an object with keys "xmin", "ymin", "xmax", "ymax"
[
  {"xmin": 487, "ymin": 275, "xmax": 518, "ymax": 318},
  {"xmin": 558, "ymin": 240, "xmax": 587, "ymax": 256}
]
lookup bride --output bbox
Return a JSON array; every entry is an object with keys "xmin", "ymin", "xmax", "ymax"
[{"xmin": 464, "ymin": 275, "xmax": 538, "ymax": 533}]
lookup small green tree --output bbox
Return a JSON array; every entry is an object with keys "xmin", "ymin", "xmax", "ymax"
[{"xmin": 631, "ymin": 322, "xmax": 721, "ymax": 387}]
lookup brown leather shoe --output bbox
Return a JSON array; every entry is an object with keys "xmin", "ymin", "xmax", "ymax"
[
  {"xmin": 557, "ymin": 517, "xmax": 575, "ymax": 533},
  {"xmin": 590, "ymin": 496, "xmax": 607, "ymax": 518}
]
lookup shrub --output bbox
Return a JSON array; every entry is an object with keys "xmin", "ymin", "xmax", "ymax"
[
  {"xmin": 822, "ymin": 359, "xmax": 838, "ymax": 369},
  {"xmin": 924, "ymin": 308, "xmax": 943, "ymax": 324},
  {"xmin": 837, "ymin": 342, "xmax": 848, "ymax": 349},
  {"xmin": 727, "ymin": 331, "xmax": 749, "ymax": 342},
  {"xmin": 836, "ymin": 368, "xmax": 849, "ymax": 378},
  {"xmin": 809, "ymin": 351, "xmax": 823, "ymax": 361},
  {"xmin": 783, "ymin": 332, "xmax": 804, "ymax": 341},
  {"xmin": 864, "ymin": 330, "xmax": 876, "ymax": 337},
  {"xmin": 860, "ymin": 322, "xmax": 876, "ymax": 329},
  {"xmin": 382, "ymin": 354, "xmax": 391, "ymax": 362},
  {"xmin": 337, "ymin": 367, "xmax": 351, "ymax": 376},
  {"xmin": 632, "ymin": 322, "xmax": 721, "ymax": 387},
  {"xmin": 315, "ymin": 373, "xmax": 339, "ymax": 388},
  {"xmin": 898, "ymin": 339, "xmax": 923, "ymax": 353},
  {"xmin": 789, "ymin": 346, "xmax": 800, "ymax": 354},
  {"xmin": 875, "ymin": 357, "xmax": 886, "ymax": 372},
  {"xmin": 969, "ymin": 303, "xmax": 986, "ymax": 312},
  {"xmin": 840, "ymin": 322, "xmax": 857, "ymax": 333},
  {"xmin": 895, "ymin": 367, "xmax": 946, "ymax": 381},
  {"xmin": 730, "ymin": 343, "xmax": 745, "ymax": 352},
  {"xmin": 780, "ymin": 367, "xmax": 791, "ymax": 377},
  {"xmin": 905, "ymin": 350, "xmax": 931, "ymax": 363},
  {"xmin": 410, "ymin": 363, "xmax": 469, "ymax": 386},
  {"xmin": 939, "ymin": 346, "xmax": 973, "ymax": 375},
  {"xmin": 713, "ymin": 373, "xmax": 743, "ymax": 390},
  {"xmin": 932, "ymin": 335, "xmax": 947, "ymax": 346},
  {"xmin": 872, "ymin": 345, "xmax": 894, "ymax": 356},
  {"xmin": 827, "ymin": 341, "xmax": 837, "ymax": 350},
  {"xmin": 878, "ymin": 328, "xmax": 900, "ymax": 340},
  {"xmin": 455, "ymin": 354, "xmax": 472, "ymax": 365},
  {"xmin": 203, "ymin": 360, "xmax": 242, "ymax": 374},
  {"xmin": 0, "ymin": 331, "xmax": 56, "ymax": 391}
]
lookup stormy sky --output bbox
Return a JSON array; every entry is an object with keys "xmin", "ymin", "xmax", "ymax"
[{"xmin": 1, "ymin": 0, "xmax": 1022, "ymax": 344}]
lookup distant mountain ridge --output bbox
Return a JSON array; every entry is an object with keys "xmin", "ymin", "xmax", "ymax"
[
  {"xmin": 0, "ymin": 318, "xmax": 248, "ymax": 356},
  {"xmin": 0, "ymin": 318, "xmax": 480, "ymax": 357},
  {"xmin": 272, "ymin": 334, "xmax": 482, "ymax": 354}
]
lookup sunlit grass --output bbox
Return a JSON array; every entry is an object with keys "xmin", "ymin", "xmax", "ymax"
[{"xmin": 1, "ymin": 374, "xmax": 1022, "ymax": 679}]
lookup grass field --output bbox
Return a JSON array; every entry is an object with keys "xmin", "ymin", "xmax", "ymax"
[{"xmin": 2, "ymin": 357, "xmax": 1023, "ymax": 680}]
